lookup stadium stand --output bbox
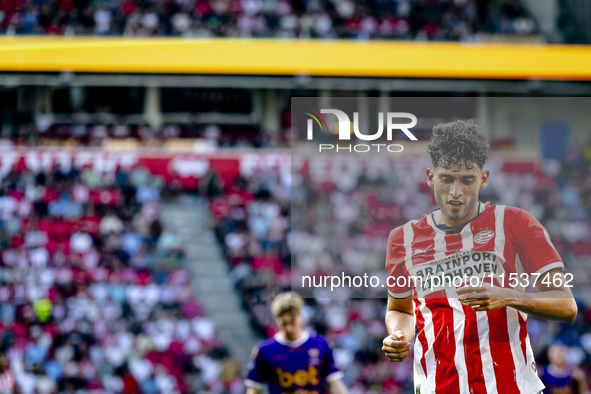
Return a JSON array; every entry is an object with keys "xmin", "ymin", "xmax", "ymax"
[
  {"xmin": 0, "ymin": 0, "xmax": 537, "ymax": 40},
  {"xmin": 0, "ymin": 163, "xmax": 242, "ymax": 394},
  {"xmin": 11, "ymin": 122, "xmax": 268, "ymax": 150},
  {"xmin": 209, "ymin": 151, "xmax": 591, "ymax": 393}
]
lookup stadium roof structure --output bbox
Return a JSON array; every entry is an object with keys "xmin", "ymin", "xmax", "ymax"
[{"xmin": 1, "ymin": 37, "xmax": 591, "ymax": 80}]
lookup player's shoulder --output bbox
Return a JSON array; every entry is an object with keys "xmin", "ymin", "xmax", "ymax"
[
  {"xmin": 388, "ymin": 216, "xmax": 430, "ymax": 241},
  {"xmin": 502, "ymin": 205, "xmax": 528, "ymax": 216},
  {"xmin": 252, "ymin": 337, "xmax": 280, "ymax": 357},
  {"xmin": 306, "ymin": 334, "xmax": 334, "ymax": 352},
  {"xmin": 472, "ymin": 203, "xmax": 533, "ymax": 222},
  {"xmin": 307, "ymin": 334, "xmax": 329, "ymax": 345},
  {"xmin": 499, "ymin": 205, "xmax": 539, "ymax": 226}
]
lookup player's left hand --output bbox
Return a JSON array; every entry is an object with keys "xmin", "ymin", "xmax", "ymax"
[{"xmin": 456, "ymin": 285, "xmax": 517, "ymax": 311}]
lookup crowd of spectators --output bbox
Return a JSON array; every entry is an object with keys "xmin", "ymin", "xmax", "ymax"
[
  {"xmin": 0, "ymin": 163, "xmax": 241, "ymax": 394},
  {"xmin": 210, "ymin": 149, "xmax": 591, "ymax": 393},
  {"xmin": 0, "ymin": 0, "xmax": 536, "ymax": 40},
  {"xmin": 1, "ymin": 141, "xmax": 589, "ymax": 394},
  {"xmin": 14, "ymin": 122, "xmax": 268, "ymax": 149}
]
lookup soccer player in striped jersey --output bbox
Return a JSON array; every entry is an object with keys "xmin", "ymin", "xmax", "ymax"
[
  {"xmin": 245, "ymin": 292, "xmax": 348, "ymax": 394},
  {"xmin": 381, "ymin": 120, "xmax": 577, "ymax": 394}
]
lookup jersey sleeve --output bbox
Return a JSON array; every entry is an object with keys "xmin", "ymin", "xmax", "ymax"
[
  {"xmin": 245, "ymin": 345, "xmax": 267, "ymax": 389},
  {"xmin": 385, "ymin": 226, "xmax": 412, "ymax": 299},
  {"xmin": 509, "ymin": 208, "xmax": 565, "ymax": 276},
  {"xmin": 321, "ymin": 339, "xmax": 343, "ymax": 382}
]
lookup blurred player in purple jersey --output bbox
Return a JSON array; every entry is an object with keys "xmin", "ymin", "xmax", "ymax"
[
  {"xmin": 539, "ymin": 344, "xmax": 588, "ymax": 394},
  {"xmin": 245, "ymin": 292, "xmax": 349, "ymax": 394}
]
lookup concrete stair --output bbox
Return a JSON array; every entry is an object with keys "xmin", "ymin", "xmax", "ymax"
[{"xmin": 161, "ymin": 195, "xmax": 260, "ymax": 367}]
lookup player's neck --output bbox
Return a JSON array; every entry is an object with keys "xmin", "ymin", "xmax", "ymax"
[
  {"xmin": 434, "ymin": 204, "xmax": 480, "ymax": 228},
  {"xmin": 280, "ymin": 329, "xmax": 304, "ymax": 343},
  {"xmin": 548, "ymin": 363, "xmax": 570, "ymax": 376}
]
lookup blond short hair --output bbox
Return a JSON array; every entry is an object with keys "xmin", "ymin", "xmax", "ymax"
[{"xmin": 271, "ymin": 292, "xmax": 303, "ymax": 318}]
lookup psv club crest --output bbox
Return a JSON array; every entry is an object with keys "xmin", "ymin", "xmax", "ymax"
[{"xmin": 474, "ymin": 230, "xmax": 495, "ymax": 244}]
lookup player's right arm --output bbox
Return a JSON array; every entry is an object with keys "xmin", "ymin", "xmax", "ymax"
[
  {"xmin": 245, "ymin": 386, "xmax": 261, "ymax": 394},
  {"xmin": 328, "ymin": 377, "xmax": 349, "ymax": 394},
  {"xmin": 382, "ymin": 227, "xmax": 414, "ymax": 363},
  {"xmin": 244, "ymin": 345, "xmax": 266, "ymax": 393}
]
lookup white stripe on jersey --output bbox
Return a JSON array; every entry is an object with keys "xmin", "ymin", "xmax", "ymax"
[
  {"xmin": 433, "ymin": 231, "xmax": 446, "ymax": 261},
  {"xmin": 523, "ymin": 332, "xmax": 545, "ymax": 393},
  {"xmin": 514, "ymin": 256, "xmax": 527, "ymax": 292},
  {"xmin": 445, "ymin": 222, "xmax": 473, "ymax": 394},
  {"xmin": 476, "ymin": 312, "xmax": 498, "ymax": 394},
  {"xmin": 511, "ymin": 250, "xmax": 546, "ymax": 393},
  {"xmin": 463, "ymin": 213, "xmax": 499, "ymax": 394},
  {"xmin": 448, "ymin": 299, "xmax": 469, "ymax": 393},
  {"xmin": 494, "ymin": 205, "xmax": 506, "ymax": 261},
  {"xmin": 507, "ymin": 308, "xmax": 526, "ymax": 391},
  {"xmin": 494, "ymin": 205, "xmax": 531, "ymax": 391},
  {"xmin": 418, "ymin": 297, "xmax": 438, "ymax": 393},
  {"xmin": 534, "ymin": 261, "xmax": 564, "ymax": 275},
  {"xmin": 425, "ymin": 214, "xmax": 447, "ymax": 261},
  {"xmin": 413, "ymin": 324, "xmax": 429, "ymax": 392},
  {"xmin": 492, "ymin": 205, "xmax": 508, "ymax": 280},
  {"xmin": 461, "ymin": 217, "xmax": 474, "ymax": 250},
  {"xmin": 403, "ymin": 220, "xmax": 417, "ymax": 272},
  {"xmin": 472, "ymin": 205, "xmax": 508, "ymax": 394},
  {"xmin": 388, "ymin": 289, "xmax": 413, "ymax": 299}
]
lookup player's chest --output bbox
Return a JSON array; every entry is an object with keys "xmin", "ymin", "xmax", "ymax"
[
  {"xmin": 270, "ymin": 346, "xmax": 322, "ymax": 370},
  {"xmin": 270, "ymin": 347, "xmax": 323, "ymax": 389},
  {"xmin": 406, "ymin": 224, "xmax": 504, "ymax": 269}
]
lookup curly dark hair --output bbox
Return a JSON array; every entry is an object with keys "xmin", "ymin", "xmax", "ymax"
[{"xmin": 427, "ymin": 119, "xmax": 489, "ymax": 170}]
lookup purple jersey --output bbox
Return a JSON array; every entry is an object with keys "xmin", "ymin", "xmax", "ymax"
[
  {"xmin": 245, "ymin": 331, "xmax": 343, "ymax": 394},
  {"xmin": 540, "ymin": 365, "xmax": 576, "ymax": 394}
]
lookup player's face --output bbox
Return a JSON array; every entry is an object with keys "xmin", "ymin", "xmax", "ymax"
[
  {"xmin": 548, "ymin": 345, "xmax": 567, "ymax": 369},
  {"xmin": 426, "ymin": 163, "xmax": 489, "ymax": 227},
  {"xmin": 276, "ymin": 312, "xmax": 303, "ymax": 341}
]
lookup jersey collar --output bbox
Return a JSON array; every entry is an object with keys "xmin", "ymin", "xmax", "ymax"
[
  {"xmin": 428, "ymin": 201, "xmax": 485, "ymax": 235},
  {"xmin": 547, "ymin": 364, "xmax": 571, "ymax": 378},
  {"xmin": 274, "ymin": 330, "xmax": 310, "ymax": 348}
]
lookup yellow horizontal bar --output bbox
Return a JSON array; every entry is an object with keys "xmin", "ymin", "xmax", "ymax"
[{"xmin": 0, "ymin": 37, "xmax": 590, "ymax": 80}]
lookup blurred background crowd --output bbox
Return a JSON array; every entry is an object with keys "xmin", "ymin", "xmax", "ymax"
[
  {"xmin": 0, "ymin": 0, "xmax": 538, "ymax": 40},
  {"xmin": 13, "ymin": 122, "xmax": 269, "ymax": 150},
  {"xmin": 0, "ymin": 163, "xmax": 243, "ymax": 394}
]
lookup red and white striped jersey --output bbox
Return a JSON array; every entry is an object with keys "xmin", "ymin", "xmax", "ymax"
[{"xmin": 386, "ymin": 203, "xmax": 564, "ymax": 394}]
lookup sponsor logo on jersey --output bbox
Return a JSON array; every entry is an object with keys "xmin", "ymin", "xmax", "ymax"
[
  {"xmin": 308, "ymin": 348, "xmax": 320, "ymax": 365},
  {"xmin": 277, "ymin": 367, "xmax": 319, "ymax": 388},
  {"xmin": 474, "ymin": 230, "xmax": 495, "ymax": 244}
]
